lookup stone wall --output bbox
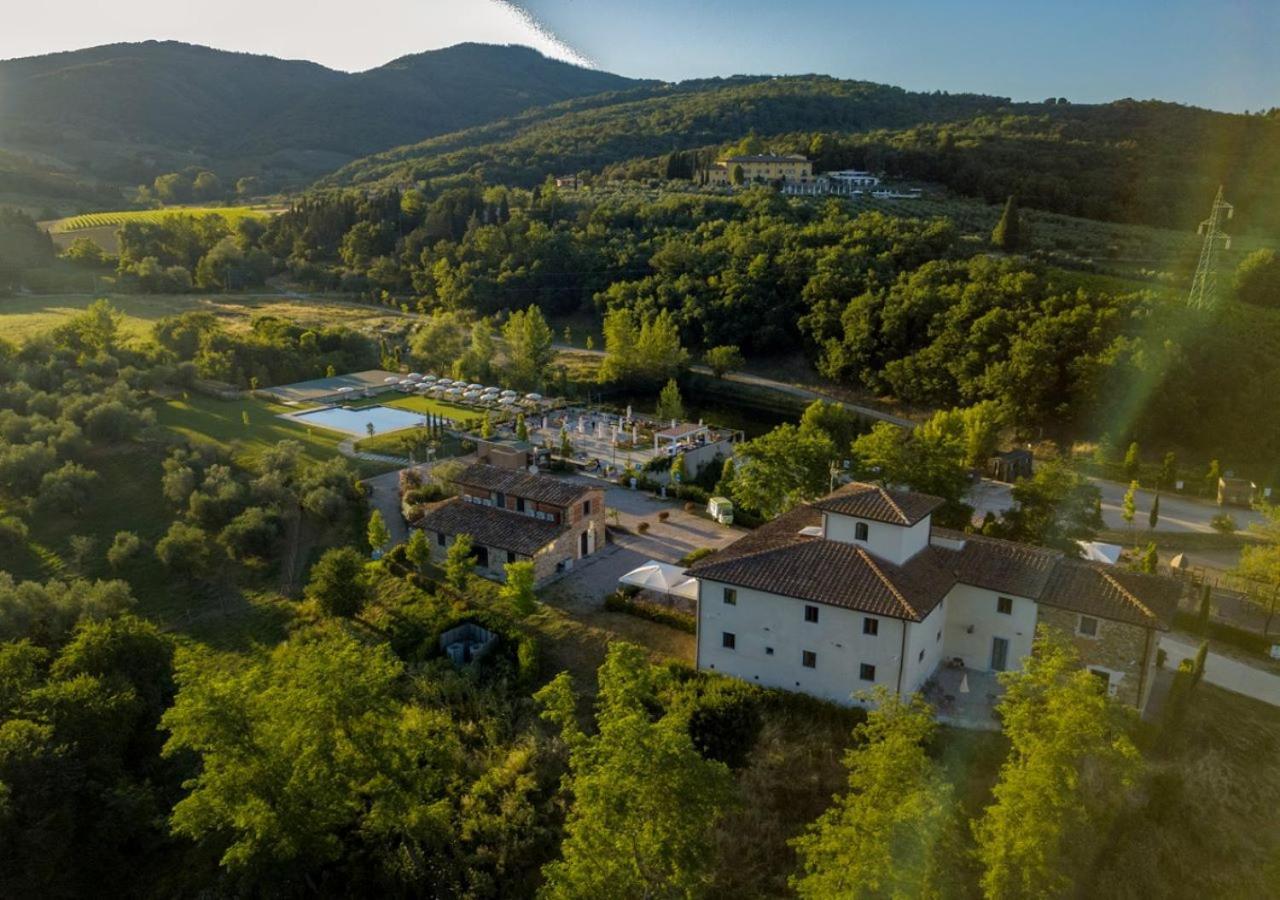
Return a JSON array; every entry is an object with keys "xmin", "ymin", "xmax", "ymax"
[{"xmin": 1036, "ymin": 604, "xmax": 1156, "ymax": 709}]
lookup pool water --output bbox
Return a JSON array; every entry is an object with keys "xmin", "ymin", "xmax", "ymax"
[{"xmin": 293, "ymin": 405, "xmax": 429, "ymax": 436}]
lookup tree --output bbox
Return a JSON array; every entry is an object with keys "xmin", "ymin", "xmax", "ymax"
[
  {"xmin": 1159, "ymin": 451, "xmax": 1177, "ymax": 491},
  {"xmin": 1123, "ymin": 441, "xmax": 1141, "ymax": 482},
  {"xmin": 161, "ymin": 629, "xmax": 461, "ymax": 888},
  {"xmin": 502, "ymin": 305, "xmax": 554, "ymax": 389},
  {"xmin": 731, "ymin": 424, "xmax": 836, "ymax": 518},
  {"xmin": 405, "ymin": 528, "xmax": 432, "ymax": 573},
  {"xmin": 1148, "ymin": 493, "xmax": 1160, "ymax": 530},
  {"xmin": 367, "ymin": 510, "xmax": 391, "ymax": 553},
  {"xmin": 991, "ymin": 194, "xmax": 1023, "ymax": 250},
  {"xmin": 984, "ymin": 459, "xmax": 1103, "ymax": 553},
  {"xmin": 1138, "ymin": 541, "xmax": 1158, "ymax": 574},
  {"xmin": 974, "ymin": 629, "xmax": 1141, "ymax": 900},
  {"xmin": 732, "ymin": 164, "xmax": 745, "ymax": 186},
  {"xmin": 791, "ymin": 688, "xmax": 954, "ymax": 899},
  {"xmin": 670, "ymin": 452, "xmax": 687, "ymax": 484},
  {"xmin": 500, "ymin": 561, "xmax": 537, "ymax": 617},
  {"xmin": 798, "ymin": 399, "xmax": 862, "ymax": 451},
  {"xmin": 535, "ymin": 643, "xmax": 734, "ymax": 898},
  {"xmin": 1234, "ymin": 248, "xmax": 1280, "ymax": 307},
  {"xmin": 515, "ymin": 414, "xmax": 529, "ymax": 442},
  {"xmin": 1204, "ymin": 459, "xmax": 1221, "ymax": 497},
  {"xmin": 457, "ymin": 317, "xmax": 496, "ymax": 382},
  {"xmin": 305, "ymin": 547, "xmax": 370, "ymax": 618},
  {"xmin": 154, "ymin": 521, "xmax": 213, "ymax": 581},
  {"xmin": 851, "ymin": 415, "xmax": 971, "ymax": 527},
  {"xmin": 410, "ymin": 310, "xmax": 469, "ymax": 374},
  {"xmin": 654, "ymin": 378, "xmax": 684, "ymax": 423},
  {"xmin": 445, "ymin": 533, "xmax": 475, "ymax": 590},
  {"xmin": 958, "ymin": 400, "xmax": 1004, "ymax": 469},
  {"xmin": 1196, "ymin": 582, "xmax": 1212, "ymax": 633},
  {"xmin": 704, "ymin": 345, "xmax": 745, "ymax": 378},
  {"xmin": 599, "ymin": 309, "xmax": 688, "ymax": 387}
]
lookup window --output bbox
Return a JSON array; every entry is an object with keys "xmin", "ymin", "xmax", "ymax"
[
  {"xmin": 863, "ymin": 617, "xmax": 879, "ymax": 636},
  {"xmin": 936, "ymin": 629, "xmax": 942, "ymax": 642},
  {"xmin": 722, "ymin": 632, "xmax": 736, "ymax": 650},
  {"xmin": 765, "ymin": 647, "xmax": 774, "ymax": 656},
  {"xmin": 1078, "ymin": 615, "xmax": 1099, "ymax": 637},
  {"xmin": 516, "ymin": 497, "xmax": 526, "ymax": 513},
  {"xmin": 804, "ymin": 605, "xmax": 819, "ymax": 623},
  {"xmin": 997, "ymin": 596, "xmax": 1013, "ymax": 615},
  {"xmin": 860, "ymin": 663, "xmax": 876, "ymax": 682},
  {"xmin": 583, "ymin": 499, "xmax": 592, "ymax": 516},
  {"xmin": 918, "ymin": 649, "xmax": 925, "ymax": 663},
  {"xmin": 723, "ymin": 587, "xmax": 737, "ymax": 605},
  {"xmin": 802, "ymin": 650, "xmax": 817, "ymax": 669},
  {"xmin": 507, "ymin": 550, "xmax": 517, "ymax": 564},
  {"xmin": 854, "ymin": 521, "xmax": 869, "ymax": 541},
  {"xmin": 436, "ymin": 532, "xmax": 446, "ymax": 547}
]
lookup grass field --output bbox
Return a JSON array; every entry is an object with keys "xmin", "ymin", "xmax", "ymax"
[
  {"xmin": 0, "ymin": 291, "xmax": 411, "ymax": 345},
  {"xmin": 46, "ymin": 206, "xmax": 273, "ymax": 234}
]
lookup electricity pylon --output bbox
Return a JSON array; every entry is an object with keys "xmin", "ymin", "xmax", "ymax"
[{"xmin": 1187, "ymin": 186, "xmax": 1234, "ymax": 310}]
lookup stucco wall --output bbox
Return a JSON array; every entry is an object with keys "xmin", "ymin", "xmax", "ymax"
[
  {"xmin": 823, "ymin": 513, "xmax": 930, "ymax": 565},
  {"xmin": 901, "ymin": 599, "xmax": 948, "ymax": 693},
  {"xmin": 942, "ymin": 583, "xmax": 1037, "ymax": 673},
  {"xmin": 696, "ymin": 578, "xmax": 907, "ymax": 706}
]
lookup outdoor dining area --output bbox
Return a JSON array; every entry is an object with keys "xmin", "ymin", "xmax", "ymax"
[{"xmin": 616, "ymin": 559, "xmax": 700, "ymax": 614}]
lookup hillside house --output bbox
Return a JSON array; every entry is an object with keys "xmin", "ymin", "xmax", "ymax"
[
  {"xmin": 418, "ymin": 463, "xmax": 606, "ymax": 585},
  {"xmin": 706, "ymin": 154, "xmax": 812, "ymax": 186},
  {"xmin": 689, "ymin": 482, "xmax": 1179, "ymax": 714}
]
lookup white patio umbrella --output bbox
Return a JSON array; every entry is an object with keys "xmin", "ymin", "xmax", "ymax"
[{"xmin": 959, "ymin": 673, "xmax": 970, "ymax": 694}]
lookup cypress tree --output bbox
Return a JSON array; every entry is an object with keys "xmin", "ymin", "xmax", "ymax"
[{"xmin": 991, "ymin": 194, "xmax": 1023, "ymax": 250}]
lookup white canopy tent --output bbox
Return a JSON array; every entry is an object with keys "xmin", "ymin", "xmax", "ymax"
[
  {"xmin": 1077, "ymin": 541, "xmax": 1123, "ymax": 565},
  {"xmin": 618, "ymin": 560, "xmax": 699, "ymax": 601}
]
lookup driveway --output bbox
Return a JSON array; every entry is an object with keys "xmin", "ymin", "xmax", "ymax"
[
  {"xmin": 547, "ymin": 476, "xmax": 747, "ymax": 612},
  {"xmin": 1160, "ymin": 633, "xmax": 1280, "ymax": 706},
  {"xmin": 969, "ymin": 477, "xmax": 1267, "ymax": 534}
]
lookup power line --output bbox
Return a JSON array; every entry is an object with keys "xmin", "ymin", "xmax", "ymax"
[{"xmin": 1187, "ymin": 186, "xmax": 1233, "ymax": 311}]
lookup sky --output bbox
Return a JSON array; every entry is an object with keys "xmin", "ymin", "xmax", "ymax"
[{"xmin": 2, "ymin": 0, "xmax": 1276, "ymax": 113}]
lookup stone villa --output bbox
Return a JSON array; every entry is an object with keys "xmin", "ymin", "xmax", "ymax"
[
  {"xmin": 418, "ymin": 463, "xmax": 606, "ymax": 585},
  {"xmin": 689, "ymin": 482, "xmax": 1180, "ymax": 712}
]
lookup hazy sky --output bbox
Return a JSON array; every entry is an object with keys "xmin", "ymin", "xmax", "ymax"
[{"xmin": 3, "ymin": 0, "xmax": 1276, "ymax": 112}]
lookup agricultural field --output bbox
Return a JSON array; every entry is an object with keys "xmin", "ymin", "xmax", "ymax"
[
  {"xmin": 39, "ymin": 206, "xmax": 278, "ymax": 252},
  {"xmin": 0, "ymin": 291, "xmax": 412, "ymax": 344}
]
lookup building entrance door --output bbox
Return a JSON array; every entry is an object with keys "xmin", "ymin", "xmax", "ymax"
[{"xmin": 990, "ymin": 636, "xmax": 1009, "ymax": 672}]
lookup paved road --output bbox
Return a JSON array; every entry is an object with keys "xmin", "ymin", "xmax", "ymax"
[
  {"xmin": 1161, "ymin": 633, "xmax": 1280, "ymax": 705},
  {"xmin": 969, "ymin": 477, "xmax": 1265, "ymax": 535},
  {"xmin": 551, "ymin": 344, "xmax": 917, "ymax": 428}
]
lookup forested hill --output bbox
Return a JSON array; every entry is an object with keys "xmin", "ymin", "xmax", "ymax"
[
  {"xmin": 323, "ymin": 76, "xmax": 1280, "ymax": 231},
  {"xmin": 0, "ymin": 41, "xmax": 638, "ymax": 198}
]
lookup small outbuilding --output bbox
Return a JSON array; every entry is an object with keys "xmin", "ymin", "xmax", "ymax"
[{"xmin": 987, "ymin": 448, "xmax": 1033, "ymax": 483}]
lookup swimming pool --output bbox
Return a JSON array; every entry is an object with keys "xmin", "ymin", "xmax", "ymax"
[{"xmin": 291, "ymin": 405, "xmax": 430, "ymax": 436}]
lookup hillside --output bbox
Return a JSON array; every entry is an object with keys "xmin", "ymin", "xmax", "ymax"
[
  {"xmin": 0, "ymin": 41, "xmax": 638, "ymax": 205},
  {"xmin": 323, "ymin": 76, "xmax": 1280, "ymax": 231}
]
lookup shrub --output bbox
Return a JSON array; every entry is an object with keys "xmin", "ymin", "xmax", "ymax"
[
  {"xmin": 603, "ymin": 589, "xmax": 696, "ymax": 633},
  {"xmin": 679, "ymin": 547, "xmax": 716, "ymax": 566},
  {"xmin": 0, "ymin": 515, "xmax": 29, "ymax": 548},
  {"xmin": 657, "ymin": 510, "xmax": 670, "ymax": 522},
  {"xmin": 637, "ymin": 521, "xmax": 650, "ymax": 533},
  {"xmin": 677, "ymin": 677, "xmax": 764, "ymax": 769},
  {"xmin": 684, "ymin": 501, "xmax": 697, "ymax": 512},
  {"xmin": 1209, "ymin": 513, "xmax": 1238, "ymax": 534}
]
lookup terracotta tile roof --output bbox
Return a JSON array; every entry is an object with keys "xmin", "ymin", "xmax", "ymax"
[
  {"xmin": 931, "ymin": 528, "xmax": 1062, "ymax": 598},
  {"xmin": 419, "ymin": 498, "xmax": 565, "ymax": 556},
  {"xmin": 1040, "ymin": 560, "xmax": 1179, "ymax": 629},
  {"xmin": 688, "ymin": 510, "xmax": 954, "ymax": 621},
  {"xmin": 452, "ymin": 463, "xmax": 593, "ymax": 508},
  {"xmin": 690, "ymin": 490, "xmax": 1180, "ymax": 629},
  {"xmin": 812, "ymin": 482, "xmax": 944, "ymax": 526}
]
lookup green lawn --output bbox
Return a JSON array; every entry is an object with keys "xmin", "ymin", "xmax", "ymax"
[
  {"xmin": 154, "ymin": 393, "xmax": 397, "ymax": 476},
  {"xmin": 358, "ymin": 393, "xmax": 480, "ymax": 421}
]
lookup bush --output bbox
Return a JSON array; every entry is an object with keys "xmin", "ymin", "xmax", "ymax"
[
  {"xmin": 676, "ymin": 676, "xmax": 764, "ymax": 769},
  {"xmin": 679, "ymin": 547, "xmax": 716, "ymax": 566},
  {"xmin": 1210, "ymin": 513, "xmax": 1238, "ymax": 534},
  {"xmin": 106, "ymin": 531, "xmax": 145, "ymax": 569},
  {"xmin": 637, "ymin": 521, "xmax": 650, "ymax": 533},
  {"xmin": 603, "ymin": 589, "xmax": 696, "ymax": 633},
  {"xmin": 658, "ymin": 510, "xmax": 670, "ymax": 522},
  {"xmin": 684, "ymin": 501, "xmax": 697, "ymax": 512},
  {"xmin": 0, "ymin": 515, "xmax": 29, "ymax": 548}
]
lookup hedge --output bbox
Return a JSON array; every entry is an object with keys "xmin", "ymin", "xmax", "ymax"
[
  {"xmin": 1171, "ymin": 610, "xmax": 1276, "ymax": 656},
  {"xmin": 603, "ymin": 589, "xmax": 696, "ymax": 633}
]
